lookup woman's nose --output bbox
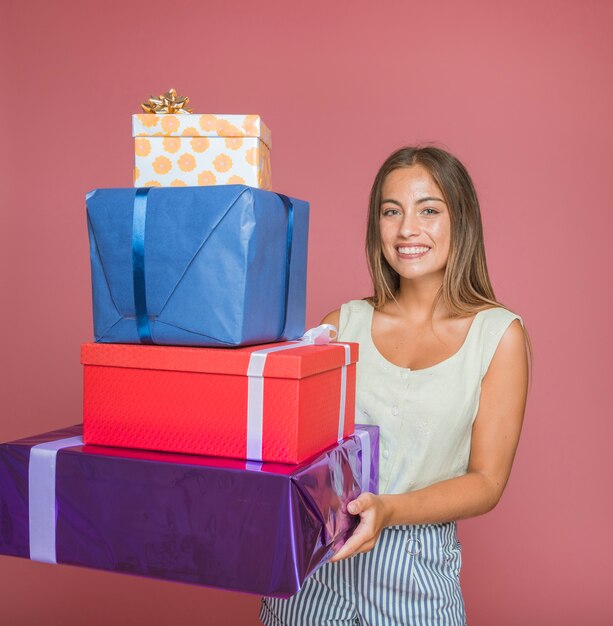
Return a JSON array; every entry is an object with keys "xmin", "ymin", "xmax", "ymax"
[{"xmin": 399, "ymin": 211, "xmax": 420, "ymax": 237}]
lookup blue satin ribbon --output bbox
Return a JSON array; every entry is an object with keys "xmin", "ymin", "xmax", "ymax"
[
  {"xmin": 275, "ymin": 193, "xmax": 294, "ymax": 341},
  {"xmin": 132, "ymin": 188, "xmax": 154, "ymax": 344}
]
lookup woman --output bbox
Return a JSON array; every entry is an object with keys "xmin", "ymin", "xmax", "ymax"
[{"xmin": 260, "ymin": 146, "xmax": 530, "ymax": 626}]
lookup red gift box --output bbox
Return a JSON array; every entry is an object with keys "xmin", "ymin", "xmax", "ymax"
[{"xmin": 81, "ymin": 339, "xmax": 358, "ymax": 464}]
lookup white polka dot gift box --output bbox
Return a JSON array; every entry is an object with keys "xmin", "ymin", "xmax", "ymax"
[{"xmin": 132, "ymin": 90, "xmax": 272, "ymax": 190}]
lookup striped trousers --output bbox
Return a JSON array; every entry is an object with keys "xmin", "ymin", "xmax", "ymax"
[{"xmin": 260, "ymin": 523, "xmax": 466, "ymax": 626}]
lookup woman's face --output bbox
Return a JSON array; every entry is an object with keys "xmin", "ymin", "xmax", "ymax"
[{"xmin": 379, "ymin": 165, "xmax": 451, "ymax": 284}]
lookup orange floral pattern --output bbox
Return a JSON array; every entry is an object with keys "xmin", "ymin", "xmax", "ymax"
[
  {"xmin": 162, "ymin": 137, "xmax": 181, "ymax": 153},
  {"xmin": 152, "ymin": 155, "xmax": 172, "ymax": 175},
  {"xmin": 144, "ymin": 180, "xmax": 161, "ymax": 187},
  {"xmin": 190, "ymin": 137, "xmax": 210, "ymax": 153},
  {"xmin": 199, "ymin": 115, "xmax": 218, "ymax": 132},
  {"xmin": 133, "ymin": 114, "xmax": 272, "ymax": 189},
  {"xmin": 134, "ymin": 114, "xmax": 270, "ymax": 143},
  {"xmin": 225, "ymin": 137, "xmax": 243, "ymax": 150},
  {"xmin": 242, "ymin": 115, "xmax": 259, "ymax": 136},
  {"xmin": 138, "ymin": 115, "xmax": 160, "ymax": 128},
  {"xmin": 245, "ymin": 147, "xmax": 258, "ymax": 166},
  {"xmin": 135, "ymin": 138, "xmax": 151, "ymax": 157},
  {"xmin": 216, "ymin": 121, "xmax": 244, "ymax": 137},
  {"xmin": 258, "ymin": 149, "xmax": 272, "ymax": 189},
  {"xmin": 178, "ymin": 153, "xmax": 197, "ymax": 172},
  {"xmin": 198, "ymin": 170, "xmax": 217, "ymax": 185},
  {"xmin": 213, "ymin": 153, "xmax": 233, "ymax": 173},
  {"xmin": 214, "ymin": 118, "xmax": 230, "ymax": 135},
  {"xmin": 161, "ymin": 115, "xmax": 180, "ymax": 134}
]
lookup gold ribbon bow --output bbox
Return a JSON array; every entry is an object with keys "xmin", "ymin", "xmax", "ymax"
[{"xmin": 141, "ymin": 88, "xmax": 192, "ymax": 114}]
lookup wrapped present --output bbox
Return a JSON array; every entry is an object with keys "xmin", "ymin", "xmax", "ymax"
[
  {"xmin": 0, "ymin": 423, "xmax": 378, "ymax": 597},
  {"xmin": 133, "ymin": 113, "xmax": 272, "ymax": 190},
  {"xmin": 82, "ymin": 327, "xmax": 358, "ymax": 463},
  {"xmin": 86, "ymin": 185, "xmax": 308, "ymax": 347}
]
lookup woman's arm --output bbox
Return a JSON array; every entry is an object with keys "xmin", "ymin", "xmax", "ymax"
[
  {"xmin": 330, "ymin": 318, "xmax": 529, "ymax": 562},
  {"xmin": 321, "ymin": 309, "xmax": 340, "ymax": 331}
]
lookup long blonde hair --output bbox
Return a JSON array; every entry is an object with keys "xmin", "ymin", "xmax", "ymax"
[{"xmin": 366, "ymin": 146, "xmax": 533, "ymax": 364}]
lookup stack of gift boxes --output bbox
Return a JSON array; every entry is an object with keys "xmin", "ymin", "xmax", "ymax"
[{"xmin": 0, "ymin": 93, "xmax": 379, "ymax": 598}]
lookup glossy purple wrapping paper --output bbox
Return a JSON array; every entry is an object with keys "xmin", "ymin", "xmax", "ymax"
[{"xmin": 0, "ymin": 424, "xmax": 378, "ymax": 597}]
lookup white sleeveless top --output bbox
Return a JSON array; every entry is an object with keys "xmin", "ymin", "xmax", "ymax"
[{"xmin": 338, "ymin": 300, "xmax": 522, "ymax": 495}]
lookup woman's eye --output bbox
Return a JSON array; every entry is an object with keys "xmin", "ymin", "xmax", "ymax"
[
  {"xmin": 382, "ymin": 207, "xmax": 401, "ymax": 216},
  {"xmin": 421, "ymin": 208, "xmax": 438, "ymax": 216}
]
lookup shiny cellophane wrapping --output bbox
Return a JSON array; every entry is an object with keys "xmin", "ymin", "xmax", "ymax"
[{"xmin": 0, "ymin": 424, "xmax": 378, "ymax": 597}]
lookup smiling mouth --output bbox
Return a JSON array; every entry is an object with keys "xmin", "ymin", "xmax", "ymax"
[
  {"xmin": 397, "ymin": 246, "xmax": 429, "ymax": 254},
  {"xmin": 396, "ymin": 245, "xmax": 430, "ymax": 258}
]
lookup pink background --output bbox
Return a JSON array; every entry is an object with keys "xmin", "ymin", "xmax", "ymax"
[{"xmin": 1, "ymin": 1, "xmax": 612, "ymax": 624}]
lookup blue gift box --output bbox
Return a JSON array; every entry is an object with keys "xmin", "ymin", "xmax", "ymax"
[{"xmin": 86, "ymin": 185, "xmax": 309, "ymax": 346}]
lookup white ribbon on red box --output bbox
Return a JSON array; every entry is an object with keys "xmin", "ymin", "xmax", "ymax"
[{"xmin": 246, "ymin": 324, "xmax": 352, "ymax": 462}]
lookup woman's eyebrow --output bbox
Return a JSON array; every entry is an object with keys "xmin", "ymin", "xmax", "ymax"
[
  {"xmin": 380, "ymin": 198, "xmax": 403, "ymax": 206},
  {"xmin": 416, "ymin": 196, "xmax": 445, "ymax": 204}
]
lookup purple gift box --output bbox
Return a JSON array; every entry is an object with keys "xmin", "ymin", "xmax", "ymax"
[{"xmin": 0, "ymin": 423, "xmax": 378, "ymax": 597}]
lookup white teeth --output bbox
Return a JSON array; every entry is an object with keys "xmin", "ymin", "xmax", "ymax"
[{"xmin": 398, "ymin": 246, "xmax": 429, "ymax": 254}]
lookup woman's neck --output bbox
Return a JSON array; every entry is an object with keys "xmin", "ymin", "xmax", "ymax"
[{"xmin": 388, "ymin": 273, "xmax": 448, "ymax": 322}]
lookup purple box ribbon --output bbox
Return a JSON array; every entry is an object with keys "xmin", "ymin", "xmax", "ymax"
[{"xmin": 28, "ymin": 435, "xmax": 83, "ymax": 564}]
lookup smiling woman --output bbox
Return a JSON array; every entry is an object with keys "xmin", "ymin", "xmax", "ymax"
[
  {"xmin": 378, "ymin": 166, "xmax": 451, "ymax": 286},
  {"xmin": 367, "ymin": 147, "xmax": 499, "ymax": 318},
  {"xmin": 260, "ymin": 146, "xmax": 531, "ymax": 626}
]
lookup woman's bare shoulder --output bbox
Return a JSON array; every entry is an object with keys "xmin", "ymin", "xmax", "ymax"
[
  {"xmin": 320, "ymin": 298, "xmax": 374, "ymax": 327},
  {"xmin": 320, "ymin": 308, "xmax": 341, "ymax": 327}
]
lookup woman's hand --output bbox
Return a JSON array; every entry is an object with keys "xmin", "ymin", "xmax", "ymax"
[{"xmin": 330, "ymin": 492, "xmax": 391, "ymax": 562}]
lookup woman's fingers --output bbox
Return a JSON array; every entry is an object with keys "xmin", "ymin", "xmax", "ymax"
[
  {"xmin": 330, "ymin": 493, "xmax": 382, "ymax": 562},
  {"xmin": 329, "ymin": 526, "xmax": 372, "ymax": 562},
  {"xmin": 347, "ymin": 492, "xmax": 373, "ymax": 515}
]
